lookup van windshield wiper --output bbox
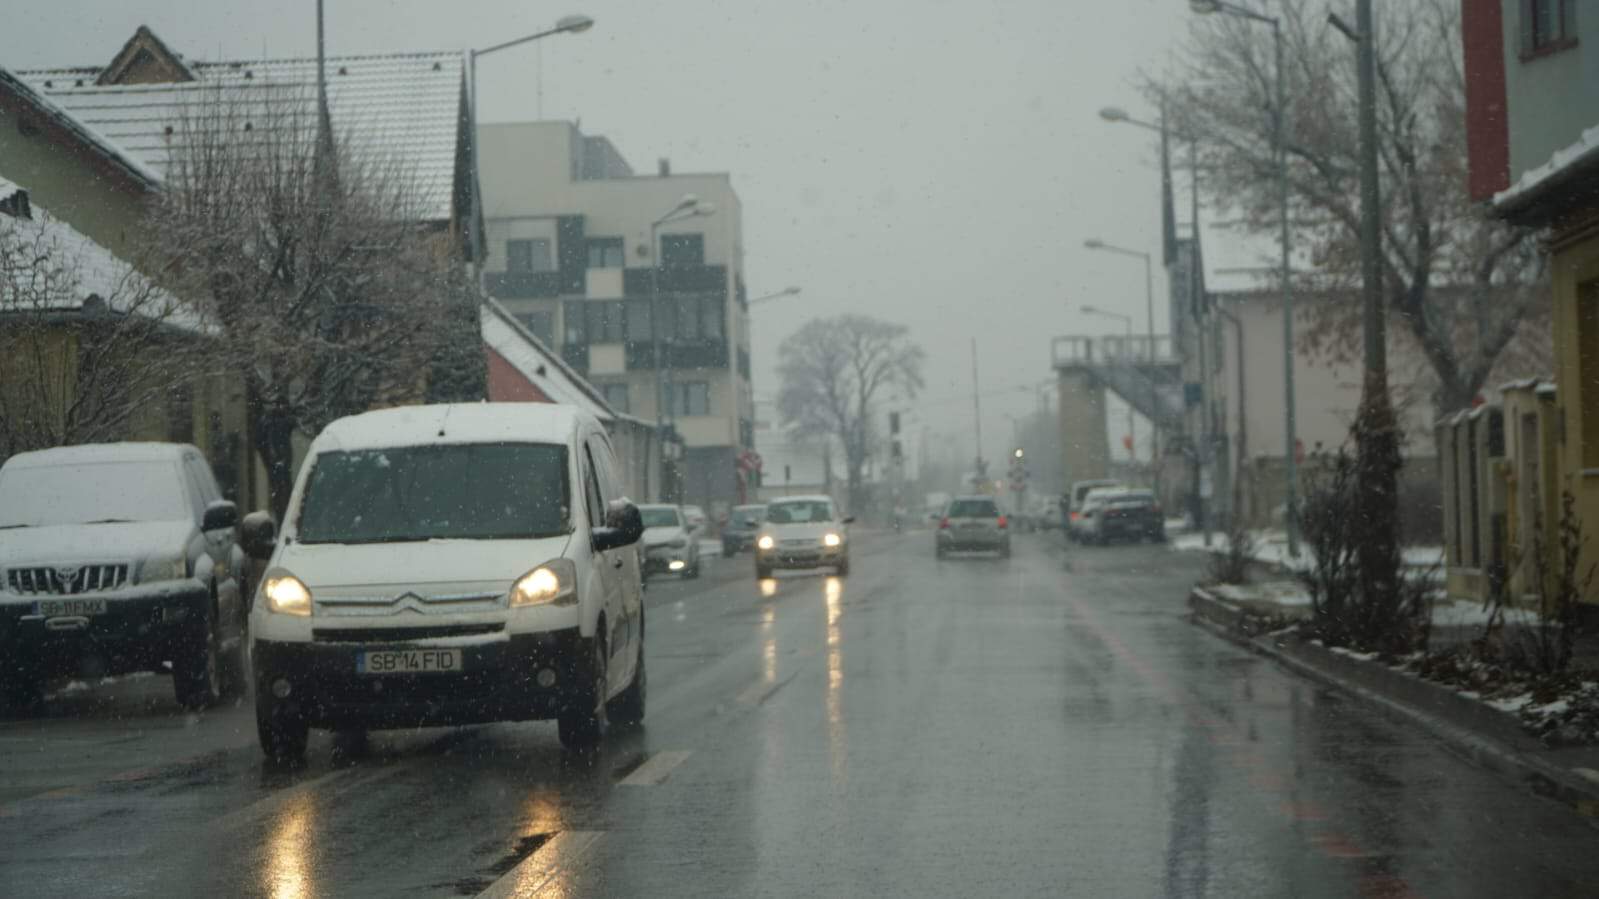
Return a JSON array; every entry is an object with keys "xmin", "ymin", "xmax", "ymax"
[
  {"xmin": 84, "ymin": 518, "xmax": 139, "ymax": 525},
  {"xmin": 0, "ymin": 523, "xmax": 31, "ymax": 530}
]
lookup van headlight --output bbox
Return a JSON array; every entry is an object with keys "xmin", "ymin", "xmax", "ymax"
[
  {"xmin": 823, "ymin": 533, "xmax": 842, "ymax": 547},
  {"xmin": 263, "ymin": 574, "xmax": 312, "ymax": 617},
  {"xmin": 757, "ymin": 535, "xmax": 775, "ymax": 551},
  {"xmin": 511, "ymin": 559, "xmax": 577, "ymax": 607}
]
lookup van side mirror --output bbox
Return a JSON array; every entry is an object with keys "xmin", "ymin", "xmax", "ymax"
[
  {"xmin": 240, "ymin": 511, "xmax": 277, "ymax": 561},
  {"xmin": 594, "ymin": 499, "xmax": 644, "ymax": 552},
  {"xmin": 202, "ymin": 500, "xmax": 239, "ymax": 533},
  {"xmin": 843, "ymin": 516, "xmax": 856, "ymax": 525}
]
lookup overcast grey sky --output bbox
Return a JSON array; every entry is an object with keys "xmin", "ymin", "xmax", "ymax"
[{"xmin": 4, "ymin": 0, "xmax": 1196, "ymax": 471}]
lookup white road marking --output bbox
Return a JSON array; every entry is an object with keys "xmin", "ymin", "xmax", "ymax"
[
  {"xmin": 476, "ymin": 830, "xmax": 604, "ymax": 899},
  {"xmin": 616, "ymin": 750, "xmax": 693, "ymax": 786}
]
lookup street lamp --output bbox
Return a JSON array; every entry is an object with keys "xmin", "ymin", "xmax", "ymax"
[
  {"xmin": 748, "ymin": 286, "xmax": 802, "ymax": 306},
  {"xmin": 1190, "ymin": 0, "xmax": 1298, "ymax": 556},
  {"xmin": 1080, "ymin": 305, "xmax": 1138, "ymax": 466},
  {"xmin": 467, "ymin": 14, "xmax": 593, "ymax": 288},
  {"xmin": 650, "ymin": 195, "xmax": 716, "ymax": 500}
]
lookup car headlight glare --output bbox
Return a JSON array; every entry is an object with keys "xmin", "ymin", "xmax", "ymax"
[
  {"xmin": 823, "ymin": 533, "xmax": 842, "ymax": 547},
  {"xmin": 757, "ymin": 535, "xmax": 775, "ymax": 550},
  {"xmin": 263, "ymin": 575, "xmax": 312, "ymax": 616},
  {"xmin": 511, "ymin": 559, "xmax": 577, "ymax": 607}
]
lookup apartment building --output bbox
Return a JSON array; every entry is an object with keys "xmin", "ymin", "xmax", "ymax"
[{"xmin": 477, "ymin": 122, "xmax": 752, "ymax": 514}]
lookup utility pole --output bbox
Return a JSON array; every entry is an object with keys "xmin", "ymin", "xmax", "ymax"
[
  {"xmin": 971, "ymin": 338, "xmax": 985, "ymax": 480},
  {"xmin": 1352, "ymin": 0, "xmax": 1401, "ymax": 617}
]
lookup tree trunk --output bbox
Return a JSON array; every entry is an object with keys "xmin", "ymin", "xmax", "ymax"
[{"xmin": 253, "ymin": 406, "xmax": 298, "ymax": 525}]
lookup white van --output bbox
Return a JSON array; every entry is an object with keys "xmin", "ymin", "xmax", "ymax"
[{"xmin": 245, "ymin": 403, "xmax": 646, "ymax": 762}]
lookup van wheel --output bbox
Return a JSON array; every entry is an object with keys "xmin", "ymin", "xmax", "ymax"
[
  {"xmin": 558, "ymin": 635, "xmax": 610, "ymax": 748},
  {"xmin": 607, "ymin": 638, "xmax": 646, "ymax": 728},
  {"xmin": 173, "ymin": 608, "xmax": 222, "ymax": 710},
  {"xmin": 257, "ymin": 699, "xmax": 308, "ymax": 765}
]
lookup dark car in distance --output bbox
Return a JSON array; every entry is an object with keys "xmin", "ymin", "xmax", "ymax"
[
  {"xmin": 722, "ymin": 504, "xmax": 766, "ymax": 555},
  {"xmin": 1080, "ymin": 488, "xmax": 1165, "ymax": 544}
]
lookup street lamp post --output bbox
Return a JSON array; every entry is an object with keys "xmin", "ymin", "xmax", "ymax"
[
  {"xmin": 467, "ymin": 14, "xmax": 593, "ymax": 287},
  {"xmin": 1084, "ymin": 240, "xmax": 1160, "ymax": 492},
  {"xmin": 650, "ymin": 196, "xmax": 716, "ymax": 501},
  {"xmin": 748, "ymin": 286, "xmax": 802, "ymax": 307},
  {"xmin": 1081, "ymin": 305, "xmax": 1138, "ymax": 472},
  {"xmin": 1099, "ymin": 104, "xmax": 1213, "ymax": 543},
  {"xmin": 1190, "ymin": 0, "xmax": 1297, "ymax": 556}
]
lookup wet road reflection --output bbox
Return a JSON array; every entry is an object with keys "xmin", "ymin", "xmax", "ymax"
[{"xmin": 264, "ymin": 794, "xmax": 314, "ymax": 899}]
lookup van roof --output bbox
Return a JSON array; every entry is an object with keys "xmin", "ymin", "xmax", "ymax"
[
  {"xmin": 769, "ymin": 494, "xmax": 832, "ymax": 504},
  {"xmin": 3, "ymin": 441, "xmax": 194, "ymax": 469},
  {"xmin": 311, "ymin": 403, "xmax": 598, "ymax": 454}
]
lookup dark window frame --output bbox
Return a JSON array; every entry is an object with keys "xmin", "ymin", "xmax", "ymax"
[
  {"xmin": 586, "ymin": 237, "xmax": 625, "ymax": 269},
  {"xmin": 1521, "ymin": 0, "xmax": 1579, "ymax": 59},
  {"xmin": 659, "ymin": 233, "xmax": 705, "ymax": 268}
]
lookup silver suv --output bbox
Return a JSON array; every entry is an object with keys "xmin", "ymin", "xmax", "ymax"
[{"xmin": 0, "ymin": 443, "xmax": 248, "ymax": 712}]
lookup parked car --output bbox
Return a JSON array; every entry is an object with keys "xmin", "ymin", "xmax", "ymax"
[
  {"xmin": 682, "ymin": 505, "xmax": 710, "ymax": 540},
  {"xmin": 639, "ymin": 504, "xmax": 702, "ymax": 578},
  {"xmin": 0, "ymin": 443, "xmax": 249, "ymax": 712},
  {"xmin": 1077, "ymin": 488, "xmax": 1165, "ymax": 544},
  {"xmin": 246, "ymin": 403, "xmax": 646, "ymax": 762},
  {"xmin": 754, "ymin": 495, "xmax": 852, "ymax": 578},
  {"xmin": 722, "ymin": 504, "xmax": 766, "ymax": 555},
  {"xmin": 1065, "ymin": 478, "xmax": 1123, "ymax": 542},
  {"xmin": 935, "ymin": 495, "xmax": 1011, "ymax": 559}
]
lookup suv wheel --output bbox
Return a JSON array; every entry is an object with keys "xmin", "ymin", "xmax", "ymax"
[
  {"xmin": 558, "ymin": 634, "xmax": 610, "ymax": 748},
  {"xmin": 607, "ymin": 637, "xmax": 646, "ymax": 728},
  {"xmin": 173, "ymin": 608, "xmax": 222, "ymax": 710},
  {"xmin": 256, "ymin": 699, "xmax": 309, "ymax": 765}
]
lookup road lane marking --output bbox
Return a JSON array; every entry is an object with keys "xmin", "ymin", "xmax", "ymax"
[
  {"xmin": 476, "ymin": 829, "xmax": 604, "ymax": 899},
  {"xmin": 616, "ymin": 750, "xmax": 692, "ymax": 786}
]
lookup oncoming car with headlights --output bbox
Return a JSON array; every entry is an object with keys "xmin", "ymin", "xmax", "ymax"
[
  {"xmin": 753, "ymin": 495, "xmax": 853, "ymax": 579},
  {"xmin": 247, "ymin": 403, "xmax": 646, "ymax": 762}
]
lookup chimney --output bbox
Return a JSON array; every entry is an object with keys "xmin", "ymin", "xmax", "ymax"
[{"xmin": 658, "ymin": 158, "xmax": 671, "ymax": 177}]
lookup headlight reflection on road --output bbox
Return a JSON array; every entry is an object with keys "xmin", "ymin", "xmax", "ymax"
[
  {"xmin": 265, "ymin": 793, "xmax": 315, "ymax": 899},
  {"xmin": 759, "ymin": 578, "xmax": 777, "ymax": 599},
  {"xmin": 824, "ymin": 576, "xmax": 847, "ymax": 785}
]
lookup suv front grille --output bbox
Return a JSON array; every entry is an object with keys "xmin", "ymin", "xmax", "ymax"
[
  {"xmin": 312, "ymin": 623, "xmax": 505, "ymax": 644},
  {"xmin": 7, "ymin": 564, "xmax": 129, "ymax": 596}
]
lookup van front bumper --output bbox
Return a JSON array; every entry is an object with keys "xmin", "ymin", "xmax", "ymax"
[{"xmin": 252, "ymin": 628, "xmax": 589, "ymax": 729}]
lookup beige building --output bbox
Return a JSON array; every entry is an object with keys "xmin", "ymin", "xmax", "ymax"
[{"xmin": 478, "ymin": 121, "xmax": 753, "ymax": 513}]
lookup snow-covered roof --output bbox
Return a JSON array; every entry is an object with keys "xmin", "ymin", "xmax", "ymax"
[
  {"xmin": 310, "ymin": 403, "xmax": 596, "ymax": 454},
  {"xmin": 4, "ymin": 441, "xmax": 194, "ymax": 469},
  {"xmin": 0, "ymin": 184, "xmax": 200, "ymax": 332},
  {"xmin": 17, "ymin": 52, "xmax": 465, "ymax": 221},
  {"xmin": 0, "ymin": 178, "xmax": 20, "ymax": 204},
  {"xmin": 0, "ymin": 66, "xmax": 162, "ymax": 188},
  {"xmin": 480, "ymin": 298, "xmax": 647, "ymax": 428},
  {"xmin": 1494, "ymin": 123, "xmax": 1599, "ymax": 217}
]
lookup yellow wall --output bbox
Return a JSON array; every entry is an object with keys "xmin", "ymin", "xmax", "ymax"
[{"xmin": 1550, "ymin": 225, "xmax": 1599, "ymax": 604}]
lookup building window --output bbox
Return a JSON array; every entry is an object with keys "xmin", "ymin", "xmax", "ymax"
[
  {"xmin": 586, "ymin": 237, "xmax": 625, "ymax": 269},
  {"xmin": 660, "ymin": 233, "xmax": 704, "ymax": 268},
  {"xmin": 1579, "ymin": 281, "xmax": 1599, "ymax": 468},
  {"xmin": 506, "ymin": 238, "xmax": 554, "ymax": 273},
  {"xmin": 660, "ymin": 295, "xmax": 724, "ymax": 341},
  {"xmin": 602, "ymin": 383, "xmax": 630, "ymax": 413},
  {"xmin": 515, "ymin": 311, "xmax": 555, "ymax": 345},
  {"xmin": 663, "ymin": 381, "xmax": 711, "ymax": 416},
  {"xmin": 563, "ymin": 300, "xmax": 586, "ymax": 344},
  {"xmin": 1522, "ymin": 0, "xmax": 1578, "ymax": 56},
  {"xmin": 626, "ymin": 300, "xmax": 653, "ymax": 341},
  {"xmin": 586, "ymin": 301, "xmax": 626, "ymax": 344}
]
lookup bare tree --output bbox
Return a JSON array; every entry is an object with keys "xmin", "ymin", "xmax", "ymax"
[
  {"xmin": 0, "ymin": 207, "xmax": 201, "ymax": 458},
  {"xmin": 777, "ymin": 315, "xmax": 924, "ymax": 514},
  {"xmin": 1160, "ymin": 0, "xmax": 1547, "ymax": 412},
  {"xmin": 148, "ymin": 86, "xmax": 483, "ymax": 519}
]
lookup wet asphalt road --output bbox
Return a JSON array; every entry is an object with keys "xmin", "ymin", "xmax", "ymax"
[{"xmin": 4, "ymin": 532, "xmax": 1599, "ymax": 898}]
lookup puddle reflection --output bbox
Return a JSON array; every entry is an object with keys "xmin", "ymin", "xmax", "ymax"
[
  {"xmin": 265, "ymin": 793, "xmax": 314, "ymax": 899},
  {"xmin": 824, "ymin": 576, "xmax": 847, "ymax": 784}
]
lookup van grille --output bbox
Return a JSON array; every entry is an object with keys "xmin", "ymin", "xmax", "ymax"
[
  {"xmin": 7, "ymin": 564, "xmax": 129, "ymax": 596},
  {"xmin": 311, "ymin": 623, "xmax": 505, "ymax": 644}
]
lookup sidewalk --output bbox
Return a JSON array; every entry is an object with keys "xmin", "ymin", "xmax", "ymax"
[{"xmin": 1189, "ymin": 586, "xmax": 1599, "ymax": 818}]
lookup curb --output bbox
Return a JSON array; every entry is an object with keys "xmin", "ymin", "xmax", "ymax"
[{"xmin": 1189, "ymin": 587, "xmax": 1599, "ymax": 819}]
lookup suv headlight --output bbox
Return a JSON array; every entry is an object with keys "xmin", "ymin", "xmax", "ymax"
[
  {"xmin": 757, "ymin": 535, "xmax": 775, "ymax": 550},
  {"xmin": 263, "ymin": 574, "xmax": 312, "ymax": 616},
  {"xmin": 511, "ymin": 559, "xmax": 578, "ymax": 607},
  {"xmin": 823, "ymin": 532, "xmax": 842, "ymax": 547},
  {"xmin": 138, "ymin": 557, "xmax": 187, "ymax": 583}
]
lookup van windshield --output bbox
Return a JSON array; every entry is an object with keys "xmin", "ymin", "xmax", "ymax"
[{"xmin": 297, "ymin": 443, "xmax": 569, "ymax": 544}]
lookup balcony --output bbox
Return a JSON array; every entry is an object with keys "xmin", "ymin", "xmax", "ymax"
[
  {"xmin": 624, "ymin": 339, "xmax": 728, "ymax": 371},
  {"xmin": 622, "ymin": 264, "xmax": 728, "ymax": 298},
  {"xmin": 486, "ymin": 271, "xmax": 563, "ymax": 300}
]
